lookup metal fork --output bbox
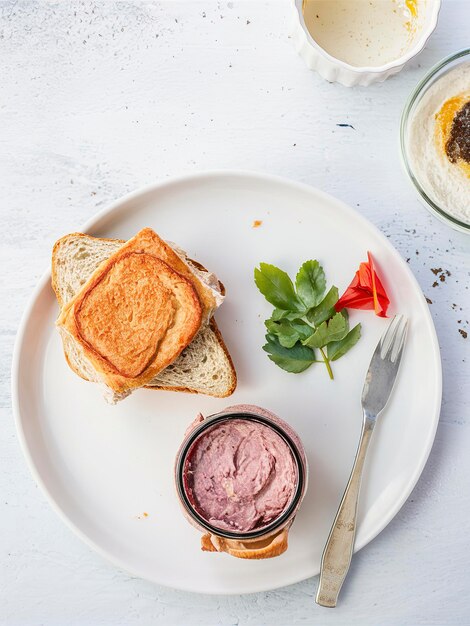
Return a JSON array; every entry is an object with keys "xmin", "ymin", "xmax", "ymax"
[{"xmin": 316, "ymin": 315, "xmax": 408, "ymax": 608}]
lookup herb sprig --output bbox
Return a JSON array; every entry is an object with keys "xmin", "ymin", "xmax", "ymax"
[{"xmin": 254, "ymin": 261, "xmax": 361, "ymax": 380}]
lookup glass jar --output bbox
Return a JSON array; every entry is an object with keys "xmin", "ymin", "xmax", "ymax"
[{"xmin": 175, "ymin": 404, "xmax": 308, "ymax": 559}]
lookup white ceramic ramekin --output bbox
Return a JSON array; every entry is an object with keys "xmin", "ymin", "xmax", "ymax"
[{"xmin": 290, "ymin": 0, "xmax": 441, "ymax": 87}]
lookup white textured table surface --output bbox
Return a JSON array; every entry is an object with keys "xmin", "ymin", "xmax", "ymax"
[{"xmin": 1, "ymin": 1, "xmax": 469, "ymax": 625}]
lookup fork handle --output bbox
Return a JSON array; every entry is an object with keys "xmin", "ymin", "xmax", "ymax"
[{"xmin": 316, "ymin": 419, "xmax": 375, "ymax": 607}]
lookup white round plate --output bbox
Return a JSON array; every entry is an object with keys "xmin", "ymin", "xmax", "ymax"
[{"xmin": 12, "ymin": 171, "xmax": 441, "ymax": 595}]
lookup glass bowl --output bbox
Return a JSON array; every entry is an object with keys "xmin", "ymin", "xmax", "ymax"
[{"xmin": 400, "ymin": 48, "xmax": 470, "ymax": 234}]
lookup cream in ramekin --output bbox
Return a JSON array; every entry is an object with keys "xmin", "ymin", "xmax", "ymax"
[
  {"xmin": 175, "ymin": 404, "xmax": 308, "ymax": 559},
  {"xmin": 291, "ymin": 0, "xmax": 441, "ymax": 87}
]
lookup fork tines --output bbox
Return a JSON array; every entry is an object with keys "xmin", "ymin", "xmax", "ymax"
[{"xmin": 379, "ymin": 315, "xmax": 408, "ymax": 363}]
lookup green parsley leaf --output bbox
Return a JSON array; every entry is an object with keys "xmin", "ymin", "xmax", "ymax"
[
  {"xmin": 289, "ymin": 319, "xmax": 315, "ymax": 341},
  {"xmin": 306, "ymin": 286, "xmax": 339, "ymax": 326},
  {"xmin": 271, "ymin": 308, "xmax": 307, "ymax": 322},
  {"xmin": 295, "ymin": 260, "xmax": 326, "ymax": 308},
  {"xmin": 327, "ymin": 324, "xmax": 362, "ymax": 361},
  {"xmin": 265, "ymin": 318, "xmax": 314, "ymax": 348},
  {"xmin": 265, "ymin": 320, "xmax": 299, "ymax": 348},
  {"xmin": 254, "ymin": 263, "xmax": 304, "ymax": 311},
  {"xmin": 302, "ymin": 312, "xmax": 348, "ymax": 349},
  {"xmin": 263, "ymin": 334, "xmax": 316, "ymax": 373}
]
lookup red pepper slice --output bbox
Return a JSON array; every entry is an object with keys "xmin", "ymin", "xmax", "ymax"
[{"xmin": 335, "ymin": 251, "xmax": 390, "ymax": 317}]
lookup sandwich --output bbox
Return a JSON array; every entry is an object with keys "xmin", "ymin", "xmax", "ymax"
[{"xmin": 52, "ymin": 227, "xmax": 236, "ymax": 403}]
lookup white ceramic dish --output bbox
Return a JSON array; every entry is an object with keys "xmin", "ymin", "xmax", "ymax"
[
  {"xmin": 12, "ymin": 171, "xmax": 441, "ymax": 594},
  {"xmin": 290, "ymin": 0, "xmax": 441, "ymax": 87}
]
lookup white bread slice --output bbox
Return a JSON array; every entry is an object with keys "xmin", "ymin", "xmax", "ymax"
[
  {"xmin": 52, "ymin": 233, "xmax": 236, "ymax": 400},
  {"xmin": 150, "ymin": 317, "xmax": 236, "ymax": 397},
  {"xmin": 52, "ymin": 235, "xmax": 123, "ymax": 308}
]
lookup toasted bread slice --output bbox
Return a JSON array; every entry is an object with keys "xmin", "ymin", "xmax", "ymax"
[
  {"xmin": 57, "ymin": 229, "xmax": 204, "ymax": 394},
  {"xmin": 201, "ymin": 527, "xmax": 289, "ymax": 559},
  {"xmin": 52, "ymin": 232, "xmax": 236, "ymax": 399}
]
